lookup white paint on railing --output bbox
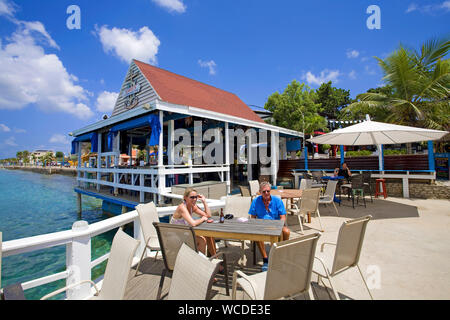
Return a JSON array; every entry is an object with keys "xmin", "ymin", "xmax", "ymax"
[{"xmin": 1, "ymin": 200, "xmax": 225, "ymax": 299}]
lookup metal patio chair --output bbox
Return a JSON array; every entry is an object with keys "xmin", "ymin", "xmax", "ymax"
[
  {"xmin": 134, "ymin": 201, "xmax": 161, "ymax": 276},
  {"xmin": 168, "ymin": 243, "xmax": 220, "ymax": 300},
  {"xmin": 362, "ymin": 171, "xmax": 374, "ymax": 203},
  {"xmin": 153, "ymin": 222, "xmax": 230, "ymax": 300},
  {"xmin": 239, "ymin": 185, "xmax": 251, "ymax": 197},
  {"xmin": 341, "ymin": 174, "xmax": 367, "ymax": 209},
  {"xmin": 319, "ymin": 180, "xmax": 339, "ymax": 216},
  {"xmin": 313, "ymin": 215, "xmax": 374, "ymax": 300},
  {"xmin": 249, "ymin": 180, "xmax": 260, "ymax": 199},
  {"xmin": 289, "ymin": 188, "xmax": 324, "ymax": 233},
  {"xmin": 41, "ymin": 229, "xmax": 140, "ymax": 300},
  {"xmin": 232, "ymin": 233, "xmax": 321, "ymax": 300}
]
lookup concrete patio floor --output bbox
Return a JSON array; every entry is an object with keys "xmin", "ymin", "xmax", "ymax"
[{"xmin": 125, "ymin": 196, "xmax": 450, "ymax": 300}]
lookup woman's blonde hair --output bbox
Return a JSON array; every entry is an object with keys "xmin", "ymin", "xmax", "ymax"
[{"xmin": 183, "ymin": 188, "xmax": 197, "ymax": 198}]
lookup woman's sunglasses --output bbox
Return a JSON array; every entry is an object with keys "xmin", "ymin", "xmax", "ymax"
[{"xmin": 189, "ymin": 196, "xmax": 198, "ymax": 199}]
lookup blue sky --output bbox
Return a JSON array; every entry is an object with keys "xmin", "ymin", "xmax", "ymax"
[{"xmin": 0, "ymin": 0, "xmax": 448, "ymax": 159}]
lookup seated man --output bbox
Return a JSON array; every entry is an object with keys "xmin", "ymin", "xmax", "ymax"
[
  {"xmin": 248, "ymin": 181, "xmax": 290, "ymax": 271},
  {"xmin": 334, "ymin": 162, "xmax": 352, "ymax": 182}
]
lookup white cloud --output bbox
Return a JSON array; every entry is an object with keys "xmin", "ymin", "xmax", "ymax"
[
  {"xmin": 0, "ymin": 13, "xmax": 93, "ymax": 119},
  {"xmin": 49, "ymin": 134, "xmax": 70, "ymax": 145},
  {"xmin": 303, "ymin": 69, "xmax": 341, "ymax": 86},
  {"xmin": 346, "ymin": 49, "xmax": 360, "ymax": 59},
  {"xmin": 406, "ymin": 1, "xmax": 450, "ymax": 14},
  {"xmin": 365, "ymin": 65, "xmax": 377, "ymax": 75},
  {"xmin": 0, "ymin": 123, "xmax": 11, "ymax": 132},
  {"xmin": 14, "ymin": 127, "xmax": 26, "ymax": 133},
  {"xmin": 0, "ymin": 0, "xmax": 15, "ymax": 17},
  {"xmin": 97, "ymin": 25, "xmax": 161, "ymax": 65},
  {"xmin": 348, "ymin": 70, "xmax": 357, "ymax": 80},
  {"xmin": 152, "ymin": 0, "xmax": 186, "ymax": 13},
  {"xmin": 198, "ymin": 59, "xmax": 217, "ymax": 75},
  {"xmin": 4, "ymin": 136, "xmax": 17, "ymax": 146},
  {"xmin": 96, "ymin": 91, "xmax": 119, "ymax": 112}
]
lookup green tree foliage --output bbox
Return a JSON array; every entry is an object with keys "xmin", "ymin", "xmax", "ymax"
[
  {"xmin": 55, "ymin": 151, "xmax": 64, "ymax": 160},
  {"xmin": 343, "ymin": 38, "xmax": 450, "ymax": 130},
  {"xmin": 264, "ymin": 80, "xmax": 327, "ymax": 134},
  {"xmin": 316, "ymin": 81, "xmax": 352, "ymax": 119}
]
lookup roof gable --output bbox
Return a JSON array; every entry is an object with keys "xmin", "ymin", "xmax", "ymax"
[{"xmin": 133, "ymin": 60, "xmax": 264, "ymax": 123}]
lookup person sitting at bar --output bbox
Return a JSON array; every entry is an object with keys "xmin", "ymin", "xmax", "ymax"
[
  {"xmin": 248, "ymin": 181, "xmax": 290, "ymax": 271},
  {"xmin": 170, "ymin": 188, "xmax": 217, "ymax": 257},
  {"xmin": 334, "ymin": 162, "xmax": 352, "ymax": 182}
]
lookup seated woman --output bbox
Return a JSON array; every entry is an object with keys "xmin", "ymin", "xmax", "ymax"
[{"xmin": 170, "ymin": 188, "xmax": 217, "ymax": 257}]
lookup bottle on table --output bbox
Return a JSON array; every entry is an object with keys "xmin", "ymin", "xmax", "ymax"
[{"xmin": 219, "ymin": 209, "xmax": 225, "ymax": 223}]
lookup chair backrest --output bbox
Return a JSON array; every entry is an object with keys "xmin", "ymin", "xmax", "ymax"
[
  {"xmin": 153, "ymin": 222, "xmax": 197, "ymax": 271},
  {"xmin": 311, "ymin": 171, "xmax": 323, "ymax": 182},
  {"xmin": 98, "ymin": 229, "xmax": 140, "ymax": 300},
  {"xmin": 299, "ymin": 178, "xmax": 313, "ymax": 190},
  {"xmin": 264, "ymin": 233, "xmax": 321, "ymax": 299},
  {"xmin": 135, "ymin": 202, "xmax": 160, "ymax": 245},
  {"xmin": 331, "ymin": 215, "xmax": 372, "ymax": 275},
  {"xmin": 362, "ymin": 171, "xmax": 371, "ymax": 183},
  {"xmin": 324, "ymin": 180, "xmax": 338, "ymax": 199},
  {"xmin": 299, "ymin": 188, "xmax": 320, "ymax": 214},
  {"xmin": 239, "ymin": 185, "xmax": 251, "ymax": 197},
  {"xmin": 224, "ymin": 196, "xmax": 252, "ymax": 218},
  {"xmin": 351, "ymin": 174, "xmax": 364, "ymax": 189},
  {"xmin": 168, "ymin": 243, "xmax": 219, "ymax": 300},
  {"xmin": 249, "ymin": 180, "xmax": 260, "ymax": 196}
]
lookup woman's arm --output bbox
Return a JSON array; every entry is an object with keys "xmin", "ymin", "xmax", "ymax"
[{"xmin": 192, "ymin": 194, "xmax": 211, "ymax": 218}]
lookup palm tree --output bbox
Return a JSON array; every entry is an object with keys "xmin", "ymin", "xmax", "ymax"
[{"xmin": 346, "ymin": 38, "xmax": 450, "ymax": 130}]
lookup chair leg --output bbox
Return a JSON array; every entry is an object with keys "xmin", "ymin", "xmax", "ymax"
[
  {"xmin": 327, "ymin": 276, "xmax": 340, "ymax": 300},
  {"xmin": 232, "ymin": 272, "xmax": 239, "ymax": 300},
  {"xmin": 307, "ymin": 286, "xmax": 315, "ymax": 300},
  {"xmin": 134, "ymin": 246, "xmax": 147, "ymax": 276},
  {"xmin": 156, "ymin": 269, "xmax": 167, "ymax": 300},
  {"xmin": 315, "ymin": 208, "xmax": 324, "ymax": 232},
  {"xmin": 357, "ymin": 264, "xmax": 374, "ymax": 300},
  {"xmin": 298, "ymin": 215, "xmax": 304, "ymax": 234},
  {"xmin": 221, "ymin": 255, "xmax": 230, "ymax": 296},
  {"xmin": 332, "ymin": 202, "xmax": 339, "ymax": 216}
]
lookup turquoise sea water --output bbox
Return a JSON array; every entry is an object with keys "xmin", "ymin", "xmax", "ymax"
[{"xmin": 0, "ymin": 169, "xmax": 117, "ymax": 300}]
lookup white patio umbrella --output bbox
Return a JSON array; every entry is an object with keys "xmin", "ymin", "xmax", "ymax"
[
  {"xmin": 308, "ymin": 119, "xmax": 448, "ymax": 146},
  {"xmin": 307, "ymin": 118, "xmax": 449, "ymax": 170}
]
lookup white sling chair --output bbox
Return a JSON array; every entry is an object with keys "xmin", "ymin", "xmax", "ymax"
[
  {"xmin": 232, "ymin": 233, "xmax": 321, "ymax": 300},
  {"xmin": 41, "ymin": 229, "xmax": 140, "ymax": 300},
  {"xmin": 313, "ymin": 215, "xmax": 373, "ymax": 300},
  {"xmin": 134, "ymin": 202, "xmax": 161, "ymax": 276}
]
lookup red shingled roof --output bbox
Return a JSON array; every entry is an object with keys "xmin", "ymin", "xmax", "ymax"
[{"xmin": 134, "ymin": 60, "xmax": 264, "ymax": 123}]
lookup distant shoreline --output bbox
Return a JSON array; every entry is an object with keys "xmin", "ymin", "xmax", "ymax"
[{"xmin": 0, "ymin": 165, "xmax": 77, "ymax": 177}]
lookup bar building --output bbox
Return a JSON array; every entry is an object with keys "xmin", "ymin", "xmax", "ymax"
[{"xmin": 70, "ymin": 60, "xmax": 302, "ymax": 211}]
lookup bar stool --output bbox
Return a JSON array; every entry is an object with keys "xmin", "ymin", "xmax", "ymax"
[{"xmin": 375, "ymin": 179, "xmax": 387, "ymax": 199}]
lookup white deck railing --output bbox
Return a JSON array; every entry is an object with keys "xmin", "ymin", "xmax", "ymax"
[
  {"xmin": 77, "ymin": 164, "xmax": 231, "ymax": 202},
  {"xmin": 1, "ymin": 200, "xmax": 225, "ymax": 300}
]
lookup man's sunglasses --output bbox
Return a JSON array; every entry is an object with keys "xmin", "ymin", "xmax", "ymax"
[{"xmin": 262, "ymin": 190, "xmax": 271, "ymax": 194}]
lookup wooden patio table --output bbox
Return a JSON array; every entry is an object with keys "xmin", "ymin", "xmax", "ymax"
[{"xmin": 194, "ymin": 216, "xmax": 284, "ymax": 265}]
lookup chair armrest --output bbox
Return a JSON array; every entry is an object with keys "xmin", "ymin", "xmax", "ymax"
[
  {"xmin": 232, "ymin": 270, "xmax": 258, "ymax": 300},
  {"xmin": 320, "ymin": 242, "xmax": 336, "ymax": 252},
  {"xmin": 40, "ymin": 280, "xmax": 99, "ymax": 300}
]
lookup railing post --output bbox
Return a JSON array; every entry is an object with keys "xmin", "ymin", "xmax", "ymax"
[
  {"xmin": 133, "ymin": 217, "xmax": 145, "ymax": 261},
  {"xmin": 66, "ymin": 221, "xmax": 91, "ymax": 300}
]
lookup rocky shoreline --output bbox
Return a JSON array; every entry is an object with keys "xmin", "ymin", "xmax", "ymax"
[{"xmin": 0, "ymin": 165, "xmax": 77, "ymax": 177}]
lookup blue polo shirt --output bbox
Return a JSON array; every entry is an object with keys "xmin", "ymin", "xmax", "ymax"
[{"xmin": 249, "ymin": 195, "xmax": 286, "ymax": 220}]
